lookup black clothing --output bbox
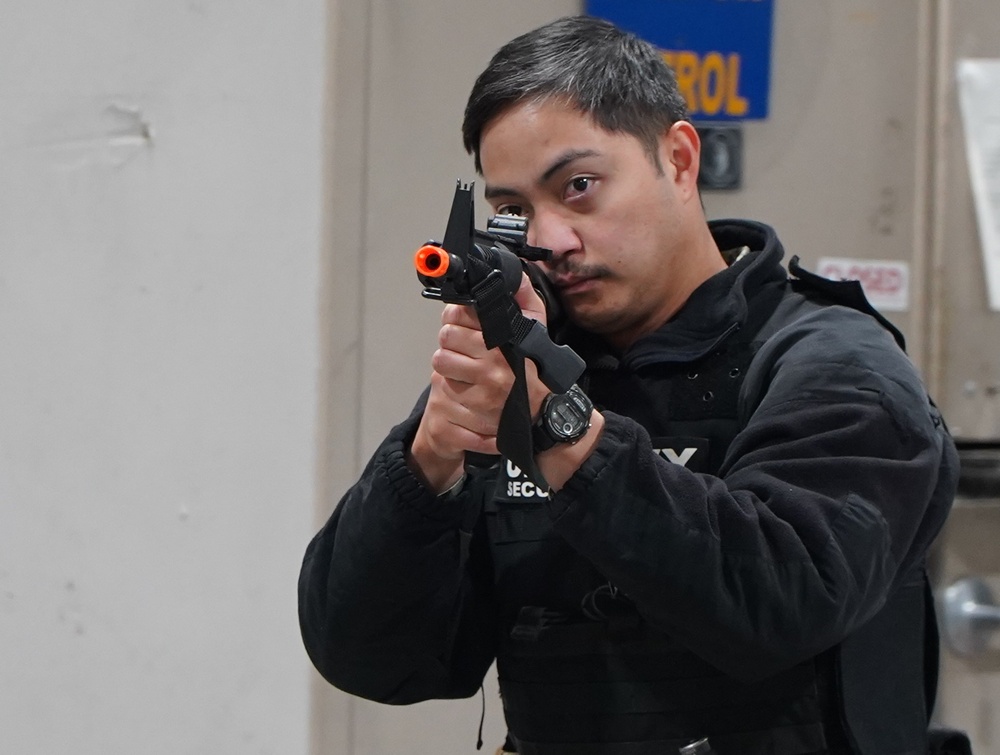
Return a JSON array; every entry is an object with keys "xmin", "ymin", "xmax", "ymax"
[{"xmin": 299, "ymin": 220, "xmax": 958, "ymax": 754}]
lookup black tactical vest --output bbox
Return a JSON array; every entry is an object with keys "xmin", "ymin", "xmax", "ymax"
[{"xmin": 484, "ymin": 266, "xmax": 934, "ymax": 755}]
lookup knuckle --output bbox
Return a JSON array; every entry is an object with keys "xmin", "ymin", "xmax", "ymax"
[
  {"xmin": 489, "ymin": 363, "xmax": 513, "ymax": 390},
  {"xmin": 430, "ymin": 348, "xmax": 447, "ymax": 373},
  {"xmin": 437, "ymin": 325, "xmax": 451, "ymax": 349},
  {"xmin": 441, "ymin": 304, "xmax": 461, "ymax": 324}
]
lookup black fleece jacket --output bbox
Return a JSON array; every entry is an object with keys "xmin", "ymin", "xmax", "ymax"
[{"xmin": 299, "ymin": 219, "xmax": 957, "ymax": 708}]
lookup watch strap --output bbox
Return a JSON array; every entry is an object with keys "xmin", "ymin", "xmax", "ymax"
[{"xmin": 532, "ymin": 396, "xmax": 560, "ymax": 453}]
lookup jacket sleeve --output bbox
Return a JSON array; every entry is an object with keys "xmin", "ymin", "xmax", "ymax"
[
  {"xmin": 297, "ymin": 396, "xmax": 497, "ymax": 704},
  {"xmin": 546, "ymin": 307, "xmax": 957, "ymax": 681}
]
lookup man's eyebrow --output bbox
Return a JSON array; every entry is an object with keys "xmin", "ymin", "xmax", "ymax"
[
  {"xmin": 539, "ymin": 149, "xmax": 600, "ymax": 184},
  {"xmin": 483, "ymin": 148, "xmax": 601, "ymax": 201},
  {"xmin": 484, "ymin": 183, "xmax": 520, "ymax": 201}
]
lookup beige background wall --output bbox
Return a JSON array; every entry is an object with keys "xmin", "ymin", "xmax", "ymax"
[
  {"xmin": 0, "ymin": 1, "xmax": 325, "ymax": 752},
  {"xmin": 935, "ymin": 0, "xmax": 1000, "ymax": 438}
]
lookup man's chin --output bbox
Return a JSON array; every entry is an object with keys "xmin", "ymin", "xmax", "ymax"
[{"xmin": 566, "ymin": 307, "xmax": 618, "ymax": 336}]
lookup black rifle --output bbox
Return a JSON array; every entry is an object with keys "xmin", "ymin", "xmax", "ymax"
[
  {"xmin": 414, "ymin": 182, "xmax": 586, "ymax": 485},
  {"xmin": 415, "ymin": 182, "xmax": 584, "ymax": 393}
]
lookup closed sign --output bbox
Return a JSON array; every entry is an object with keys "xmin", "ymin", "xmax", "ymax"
[{"xmin": 817, "ymin": 257, "xmax": 910, "ymax": 312}]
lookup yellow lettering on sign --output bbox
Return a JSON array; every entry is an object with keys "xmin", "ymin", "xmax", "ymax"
[
  {"xmin": 661, "ymin": 50, "xmax": 750, "ymax": 118},
  {"xmin": 700, "ymin": 52, "xmax": 726, "ymax": 116},
  {"xmin": 671, "ymin": 51, "xmax": 700, "ymax": 113},
  {"xmin": 725, "ymin": 54, "xmax": 750, "ymax": 116}
]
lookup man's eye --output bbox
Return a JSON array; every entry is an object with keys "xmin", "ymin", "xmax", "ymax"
[
  {"xmin": 568, "ymin": 177, "xmax": 592, "ymax": 196},
  {"xmin": 499, "ymin": 205, "xmax": 524, "ymax": 216}
]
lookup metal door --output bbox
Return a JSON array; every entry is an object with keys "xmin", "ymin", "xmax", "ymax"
[{"xmin": 923, "ymin": 1, "xmax": 1000, "ymax": 752}]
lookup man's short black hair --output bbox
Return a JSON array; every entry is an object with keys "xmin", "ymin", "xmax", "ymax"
[{"xmin": 462, "ymin": 15, "xmax": 690, "ymax": 174}]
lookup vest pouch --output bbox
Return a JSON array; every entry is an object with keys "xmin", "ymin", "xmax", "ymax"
[{"xmin": 498, "ymin": 616, "xmax": 835, "ymax": 755}]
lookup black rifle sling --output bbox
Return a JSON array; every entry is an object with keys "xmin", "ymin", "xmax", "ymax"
[{"xmin": 471, "ymin": 270, "xmax": 549, "ymax": 489}]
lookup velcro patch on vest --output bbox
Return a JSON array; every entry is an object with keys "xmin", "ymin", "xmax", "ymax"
[
  {"xmin": 495, "ymin": 458, "xmax": 550, "ymax": 504},
  {"xmin": 651, "ymin": 437, "xmax": 711, "ymax": 473}
]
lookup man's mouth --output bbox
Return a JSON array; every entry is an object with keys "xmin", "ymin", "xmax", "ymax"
[
  {"xmin": 552, "ymin": 269, "xmax": 606, "ymax": 296},
  {"xmin": 555, "ymin": 276, "xmax": 595, "ymax": 295}
]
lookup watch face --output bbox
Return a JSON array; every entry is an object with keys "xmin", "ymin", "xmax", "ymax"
[
  {"xmin": 546, "ymin": 388, "xmax": 592, "ymax": 441},
  {"xmin": 552, "ymin": 401, "xmax": 585, "ymax": 437}
]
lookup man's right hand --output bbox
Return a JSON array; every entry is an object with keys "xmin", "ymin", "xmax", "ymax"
[
  {"xmin": 407, "ymin": 303, "xmax": 508, "ymax": 493},
  {"xmin": 407, "ymin": 274, "xmax": 548, "ymax": 494}
]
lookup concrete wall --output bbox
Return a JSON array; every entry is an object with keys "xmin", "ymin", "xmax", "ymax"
[{"xmin": 0, "ymin": 2, "xmax": 326, "ymax": 752}]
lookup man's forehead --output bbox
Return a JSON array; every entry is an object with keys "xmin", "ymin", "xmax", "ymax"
[{"xmin": 479, "ymin": 103, "xmax": 615, "ymax": 187}]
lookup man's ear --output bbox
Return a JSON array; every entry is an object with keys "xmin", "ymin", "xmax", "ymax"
[{"xmin": 660, "ymin": 121, "xmax": 701, "ymax": 200}]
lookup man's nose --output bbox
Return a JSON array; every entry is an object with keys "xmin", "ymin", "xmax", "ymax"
[{"xmin": 528, "ymin": 212, "xmax": 580, "ymax": 266}]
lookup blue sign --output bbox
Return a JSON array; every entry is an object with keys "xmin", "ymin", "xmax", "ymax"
[{"xmin": 586, "ymin": 0, "xmax": 774, "ymax": 121}]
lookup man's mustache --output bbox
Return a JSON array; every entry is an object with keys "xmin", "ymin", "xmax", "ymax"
[{"xmin": 546, "ymin": 260, "xmax": 613, "ymax": 281}]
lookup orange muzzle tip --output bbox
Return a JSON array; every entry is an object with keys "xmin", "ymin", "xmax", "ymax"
[{"xmin": 414, "ymin": 245, "xmax": 449, "ymax": 277}]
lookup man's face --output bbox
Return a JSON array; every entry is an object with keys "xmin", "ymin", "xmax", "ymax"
[{"xmin": 479, "ymin": 98, "xmax": 703, "ymax": 350}]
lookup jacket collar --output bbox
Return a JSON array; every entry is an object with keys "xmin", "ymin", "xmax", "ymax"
[{"xmin": 564, "ymin": 219, "xmax": 787, "ymax": 369}]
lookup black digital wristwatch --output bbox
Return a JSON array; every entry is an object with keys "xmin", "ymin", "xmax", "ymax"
[{"xmin": 532, "ymin": 384, "xmax": 594, "ymax": 453}]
